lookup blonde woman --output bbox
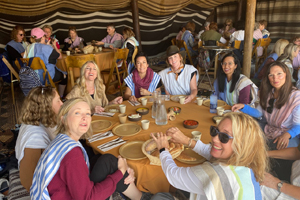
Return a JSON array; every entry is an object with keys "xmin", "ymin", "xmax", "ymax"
[
  {"xmin": 42, "ymin": 24, "xmax": 60, "ymax": 49},
  {"xmin": 152, "ymin": 112, "xmax": 269, "ymax": 199},
  {"xmin": 254, "ymin": 39, "xmax": 289, "ymax": 80},
  {"xmin": 31, "ymin": 98, "xmax": 142, "ymax": 199},
  {"xmin": 219, "ymin": 19, "xmax": 236, "ymax": 39},
  {"xmin": 66, "ymin": 61, "xmax": 123, "ymax": 113},
  {"xmin": 277, "ymin": 43, "xmax": 300, "ymax": 82},
  {"xmin": 15, "ymin": 86, "xmax": 63, "ymax": 191}
]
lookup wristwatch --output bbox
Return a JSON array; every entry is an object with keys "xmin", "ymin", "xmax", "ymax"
[
  {"xmin": 277, "ymin": 181, "xmax": 284, "ymax": 192},
  {"xmin": 159, "ymin": 148, "xmax": 166, "ymax": 153}
]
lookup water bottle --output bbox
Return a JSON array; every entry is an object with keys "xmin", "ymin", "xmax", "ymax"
[
  {"xmin": 155, "ymin": 95, "xmax": 168, "ymax": 125},
  {"xmin": 210, "ymin": 91, "xmax": 217, "ymax": 113}
]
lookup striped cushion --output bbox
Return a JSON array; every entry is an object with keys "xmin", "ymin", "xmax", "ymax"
[{"xmin": 7, "ymin": 168, "xmax": 30, "ymax": 200}]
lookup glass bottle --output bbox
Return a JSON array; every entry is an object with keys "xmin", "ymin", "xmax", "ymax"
[
  {"xmin": 155, "ymin": 95, "xmax": 168, "ymax": 125},
  {"xmin": 210, "ymin": 91, "xmax": 217, "ymax": 113},
  {"xmin": 151, "ymin": 91, "xmax": 158, "ymax": 119}
]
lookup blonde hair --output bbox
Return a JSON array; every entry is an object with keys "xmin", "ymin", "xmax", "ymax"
[
  {"xmin": 218, "ymin": 112, "xmax": 269, "ymax": 182},
  {"xmin": 42, "ymin": 25, "xmax": 53, "ymax": 33},
  {"xmin": 270, "ymin": 39, "xmax": 289, "ymax": 56},
  {"xmin": 166, "ymin": 53, "xmax": 185, "ymax": 67},
  {"xmin": 20, "ymin": 86, "xmax": 57, "ymax": 128},
  {"xmin": 54, "ymin": 98, "xmax": 93, "ymax": 139},
  {"xmin": 278, "ymin": 43, "xmax": 299, "ymax": 61},
  {"xmin": 76, "ymin": 61, "xmax": 108, "ymax": 106}
]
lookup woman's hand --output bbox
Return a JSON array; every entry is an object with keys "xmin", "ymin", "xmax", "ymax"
[
  {"xmin": 124, "ymin": 168, "xmax": 135, "ymax": 185},
  {"xmin": 117, "ymin": 156, "xmax": 128, "ymax": 175},
  {"xmin": 94, "ymin": 106, "xmax": 104, "ymax": 113},
  {"xmin": 166, "ymin": 127, "xmax": 189, "ymax": 145},
  {"xmin": 140, "ymin": 88, "xmax": 151, "ymax": 96},
  {"xmin": 96, "ymin": 41, "xmax": 104, "ymax": 46},
  {"xmin": 129, "ymin": 95, "xmax": 137, "ymax": 102},
  {"xmin": 184, "ymin": 95, "xmax": 193, "ymax": 104},
  {"xmin": 112, "ymin": 96, "xmax": 123, "ymax": 104},
  {"xmin": 151, "ymin": 132, "xmax": 169, "ymax": 150},
  {"xmin": 232, "ymin": 103, "xmax": 245, "ymax": 112},
  {"xmin": 68, "ymin": 39, "xmax": 72, "ymax": 44},
  {"xmin": 274, "ymin": 132, "xmax": 291, "ymax": 150},
  {"xmin": 260, "ymin": 172, "xmax": 281, "ymax": 190}
]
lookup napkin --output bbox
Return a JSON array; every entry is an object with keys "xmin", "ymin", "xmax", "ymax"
[
  {"xmin": 167, "ymin": 110, "xmax": 176, "ymax": 121},
  {"xmin": 128, "ymin": 100, "xmax": 141, "ymax": 106},
  {"xmin": 98, "ymin": 138, "xmax": 126, "ymax": 152},
  {"xmin": 93, "ymin": 112, "xmax": 115, "ymax": 117},
  {"xmin": 87, "ymin": 131, "xmax": 114, "ymax": 143}
]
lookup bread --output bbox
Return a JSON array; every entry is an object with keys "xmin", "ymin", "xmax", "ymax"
[
  {"xmin": 177, "ymin": 153, "xmax": 197, "ymax": 161},
  {"xmin": 145, "ymin": 140, "xmax": 157, "ymax": 152},
  {"xmin": 151, "ymin": 149, "xmax": 160, "ymax": 158},
  {"xmin": 169, "ymin": 143, "xmax": 184, "ymax": 156},
  {"xmin": 169, "ymin": 142, "xmax": 175, "ymax": 151}
]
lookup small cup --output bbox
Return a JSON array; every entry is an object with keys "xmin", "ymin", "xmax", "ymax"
[
  {"xmin": 141, "ymin": 120, "xmax": 150, "ymax": 130},
  {"xmin": 164, "ymin": 94, "xmax": 170, "ymax": 101},
  {"xmin": 83, "ymin": 50, "xmax": 88, "ymax": 54},
  {"xmin": 179, "ymin": 96, "xmax": 185, "ymax": 104},
  {"xmin": 119, "ymin": 105, "xmax": 126, "ymax": 114},
  {"xmin": 196, "ymin": 97, "xmax": 203, "ymax": 106},
  {"xmin": 217, "ymin": 107, "xmax": 225, "ymax": 116},
  {"xmin": 191, "ymin": 131, "xmax": 202, "ymax": 141},
  {"xmin": 66, "ymin": 51, "xmax": 70, "ymax": 56},
  {"xmin": 141, "ymin": 98, "xmax": 147, "ymax": 106},
  {"xmin": 118, "ymin": 114, "xmax": 127, "ymax": 124},
  {"xmin": 99, "ymin": 47, "xmax": 103, "ymax": 51},
  {"xmin": 215, "ymin": 119, "xmax": 221, "ymax": 125}
]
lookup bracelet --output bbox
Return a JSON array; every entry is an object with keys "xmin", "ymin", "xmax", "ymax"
[{"xmin": 188, "ymin": 138, "xmax": 192, "ymax": 148}]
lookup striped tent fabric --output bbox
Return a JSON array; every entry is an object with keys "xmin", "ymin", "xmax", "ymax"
[{"xmin": 0, "ymin": 1, "xmax": 235, "ymax": 57}]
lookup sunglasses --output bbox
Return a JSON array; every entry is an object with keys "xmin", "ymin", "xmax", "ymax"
[
  {"xmin": 267, "ymin": 98, "xmax": 275, "ymax": 114},
  {"xmin": 210, "ymin": 126, "xmax": 233, "ymax": 144},
  {"xmin": 19, "ymin": 34, "xmax": 24, "ymax": 36}
]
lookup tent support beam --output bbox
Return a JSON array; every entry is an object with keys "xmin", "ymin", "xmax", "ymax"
[
  {"xmin": 237, "ymin": 0, "xmax": 244, "ymax": 21},
  {"xmin": 131, "ymin": 0, "xmax": 142, "ymax": 51},
  {"xmin": 242, "ymin": 0, "xmax": 256, "ymax": 77}
]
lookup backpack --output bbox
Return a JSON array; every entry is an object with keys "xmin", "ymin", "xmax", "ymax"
[{"xmin": 17, "ymin": 58, "xmax": 43, "ymax": 96}]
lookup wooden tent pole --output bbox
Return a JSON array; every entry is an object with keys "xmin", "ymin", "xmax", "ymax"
[
  {"xmin": 237, "ymin": 0, "xmax": 244, "ymax": 21},
  {"xmin": 242, "ymin": 0, "xmax": 256, "ymax": 77},
  {"xmin": 131, "ymin": 0, "xmax": 142, "ymax": 51}
]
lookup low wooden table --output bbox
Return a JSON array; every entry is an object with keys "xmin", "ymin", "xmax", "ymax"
[{"xmin": 88, "ymin": 98, "xmax": 230, "ymax": 194}]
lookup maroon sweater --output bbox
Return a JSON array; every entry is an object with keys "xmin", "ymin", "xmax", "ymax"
[{"xmin": 47, "ymin": 147, "xmax": 123, "ymax": 200}]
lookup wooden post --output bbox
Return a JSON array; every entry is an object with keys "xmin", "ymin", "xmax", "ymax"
[
  {"xmin": 131, "ymin": 0, "xmax": 142, "ymax": 51},
  {"xmin": 236, "ymin": 0, "xmax": 244, "ymax": 22},
  {"xmin": 242, "ymin": 0, "xmax": 256, "ymax": 77}
]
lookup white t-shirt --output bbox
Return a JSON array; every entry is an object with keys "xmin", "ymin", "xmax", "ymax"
[{"xmin": 15, "ymin": 124, "xmax": 56, "ymax": 168}]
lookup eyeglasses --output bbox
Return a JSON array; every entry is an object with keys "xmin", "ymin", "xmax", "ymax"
[
  {"xmin": 221, "ymin": 62, "xmax": 234, "ymax": 66},
  {"xmin": 267, "ymin": 98, "xmax": 275, "ymax": 114},
  {"xmin": 210, "ymin": 126, "xmax": 233, "ymax": 144}
]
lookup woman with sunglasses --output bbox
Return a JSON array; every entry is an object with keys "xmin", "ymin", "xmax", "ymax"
[
  {"xmin": 152, "ymin": 112, "xmax": 269, "ymax": 200},
  {"xmin": 219, "ymin": 19, "xmax": 235, "ymax": 40},
  {"xmin": 214, "ymin": 53, "xmax": 258, "ymax": 106},
  {"xmin": 15, "ymin": 86, "xmax": 63, "ymax": 191},
  {"xmin": 232, "ymin": 61, "xmax": 300, "ymax": 150}
]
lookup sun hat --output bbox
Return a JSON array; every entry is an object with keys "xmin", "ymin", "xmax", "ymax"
[
  {"xmin": 166, "ymin": 45, "xmax": 186, "ymax": 59},
  {"xmin": 31, "ymin": 27, "xmax": 45, "ymax": 39}
]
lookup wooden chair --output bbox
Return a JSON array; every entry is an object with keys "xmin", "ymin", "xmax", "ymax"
[
  {"xmin": 2, "ymin": 56, "xmax": 19, "ymax": 105},
  {"xmin": 64, "ymin": 54, "xmax": 95, "ymax": 88},
  {"xmin": 175, "ymin": 39, "xmax": 194, "ymax": 66},
  {"xmin": 15, "ymin": 58, "xmax": 57, "ymax": 89},
  {"xmin": 132, "ymin": 46, "xmax": 139, "ymax": 65},
  {"xmin": 233, "ymin": 40, "xmax": 242, "ymax": 49},
  {"xmin": 252, "ymin": 37, "xmax": 271, "ymax": 71},
  {"xmin": 101, "ymin": 48, "xmax": 129, "ymax": 95},
  {"xmin": 198, "ymin": 41, "xmax": 203, "ymax": 48},
  {"xmin": 171, "ymin": 38, "xmax": 176, "ymax": 46}
]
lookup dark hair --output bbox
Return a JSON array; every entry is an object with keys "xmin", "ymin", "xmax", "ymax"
[
  {"xmin": 11, "ymin": 25, "xmax": 26, "ymax": 42},
  {"xmin": 134, "ymin": 52, "xmax": 148, "ymax": 64},
  {"xmin": 216, "ymin": 53, "xmax": 241, "ymax": 93},
  {"xmin": 235, "ymin": 21, "xmax": 245, "ymax": 31},
  {"xmin": 260, "ymin": 61, "xmax": 294, "ymax": 110},
  {"xmin": 107, "ymin": 23, "xmax": 115, "ymax": 29},
  {"xmin": 185, "ymin": 21, "xmax": 195, "ymax": 32},
  {"xmin": 68, "ymin": 26, "xmax": 77, "ymax": 35},
  {"xmin": 259, "ymin": 20, "xmax": 268, "ymax": 28}
]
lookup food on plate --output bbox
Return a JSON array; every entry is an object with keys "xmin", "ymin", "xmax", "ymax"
[
  {"xmin": 145, "ymin": 140, "xmax": 157, "ymax": 152},
  {"xmin": 109, "ymin": 108, "xmax": 119, "ymax": 112},
  {"xmin": 169, "ymin": 143, "xmax": 184, "ymax": 156},
  {"xmin": 169, "ymin": 142, "xmax": 175, "ymax": 151},
  {"xmin": 177, "ymin": 152, "xmax": 197, "ymax": 161},
  {"xmin": 151, "ymin": 149, "xmax": 160, "ymax": 157},
  {"xmin": 184, "ymin": 120, "xmax": 198, "ymax": 126},
  {"xmin": 128, "ymin": 114, "xmax": 141, "ymax": 119}
]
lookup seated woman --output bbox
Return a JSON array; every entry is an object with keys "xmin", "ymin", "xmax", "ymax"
[
  {"xmin": 159, "ymin": 45, "xmax": 198, "ymax": 104},
  {"xmin": 277, "ymin": 43, "xmax": 300, "ymax": 83},
  {"xmin": 254, "ymin": 39, "xmax": 289, "ymax": 80},
  {"xmin": 5, "ymin": 25, "xmax": 29, "ymax": 62},
  {"xmin": 15, "ymin": 86, "xmax": 63, "ymax": 191},
  {"xmin": 24, "ymin": 27, "xmax": 67, "ymax": 97},
  {"xmin": 195, "ymin": 22, "xmax": 210, "ymax": 39},
  {"xmin": 30, "ymin": 98, "xmax": 142, "ymax": 200},
  {"xmin": 42, "ymin": 24, "xmax": 60, "ymax": 49},
  {"xmin": 124, "ymin": 52, "xmax": 161, "ymax": 102},
  {"xmin": 219, "ymin": 19, "xmax": 236, "ymax": 40},
  {"xmin": 253, "ymin": 20, "xmax": 268, "ymax": 57},
  {"xmin": 200, "ymin": 22, "xmax": 227, "ymax": 45},
  {"xmin": 66, "ymin": 61, "xmax": 123, "ymax": 113},
  {"xmin": 232, "ymin": 61, "xmax": 300, "ymax": 150},
  {"xmin": 121, "ymin": 27, "xmax": 139, "ymax": 73},
  {"xmin": 214, "ymin": 53, "xmax": 258, "ymax": 106},
  {"xmin": 62, "ymin": 26, "xmax": 86, "ymax": 52},
  {"xmin": 181, "ymin": 21, "xmax": 198, "ymax": 60},
  {"xmin": 261, "ymin": 145, "xmax": 300, "ymax": 199},
  {"xmin": 292, "ymin": 36, "xmax": 300, "ymax": 69},
  {"xmin": 176, "ymin": 25, "xmax": 186, "ymax": 40},
  {"xmin": 152, "ymin": 112, "xmax": 269, "ymax": 199}
]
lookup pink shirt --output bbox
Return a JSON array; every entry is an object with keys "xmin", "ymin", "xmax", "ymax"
[{"xmin": 48, "ymin": 147, "xmax": 123, "ymax": 200}]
